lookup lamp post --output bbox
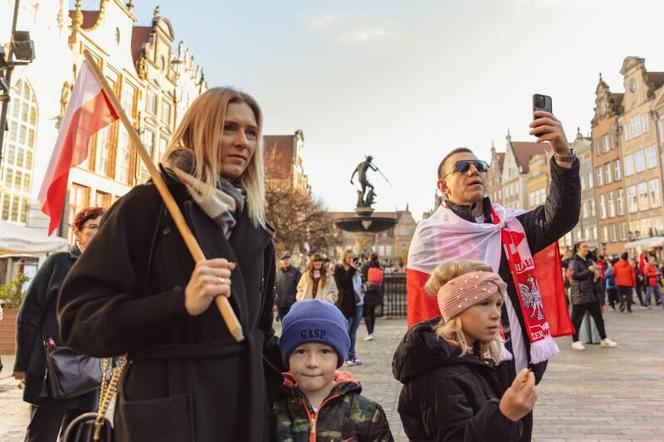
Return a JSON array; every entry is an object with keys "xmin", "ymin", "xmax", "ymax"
[{"xmin": 0, "ymin": 0, "xmax": 35, "ymax": 168}]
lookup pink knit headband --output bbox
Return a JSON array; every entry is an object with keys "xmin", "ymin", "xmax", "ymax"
[{"xmin": 437, "ymin": 271, "xmax": 507, "ymax": 321}]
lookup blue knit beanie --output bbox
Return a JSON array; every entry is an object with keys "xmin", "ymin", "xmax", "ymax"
[{"xmin": 280, "ymin": 300, "xmax": 350, "ymax": 368}]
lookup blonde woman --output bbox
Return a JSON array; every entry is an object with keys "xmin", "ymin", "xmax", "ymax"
[
  {"xmin": 296, "ymin": 253, "xmax": 338, "ymax": 304},
  {"xmin": 393, "ymin": 260, "xmax": 537, "ymax": 441},
  {"xmin": 58, "ymin": 88, "xmax": 281, "ymax": 442}
]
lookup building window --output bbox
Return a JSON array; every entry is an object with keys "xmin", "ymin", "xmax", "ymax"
[
  {"xmin": 0, "ymin": 78, "xmax": 38, "ymax": 224},
  {"xmin": 590, "ymin": 199, "xmax": 596, "ymax": 216},
  {"xmin": 613, "ymin": 160, "xmax": 621, "ymax": 181},
  {"xmin": 624, "ymin": 154, "xmax": 634, "ymax": 177},
  {"xmin": 582, "ymin": 201, "xmax": 589, "ymax": 218},
  {"xmin": 588, "ymin": 172, "xmax": 594, "ymax": 188},
  {"xmin": 95, "ymin": 191, "xmax": 111, "ymax": 208},
  {"xmin": 596, "ymin": 167, "xmax": 604, "ymax": 186},
  {"xmin": 609, "ymin": 224, "xmax": 617, "ymax": 242},
  {"xmin": 601, "ymin": 134, "xmax": 610, "ymax": 153},
  {"xmin": 617, "ymin": 188, "xmax": 625, "ymax": 216},
  {"xmin": 627, "ymin": 185, "xmax": 637, "ymax": 213},
  {"xmin": 147, "ymin": 89, "xmax": 158, "ymax": 115},
  {"xmin": 638, "ymin": 182, "xmax": 649, "ymax": 211},
  {"xmin": 599, "ymin": 99, "xmax": 607, "ymax": 116},
  {"xmin": 635, "ymin": 150, "xmax": 646, "ymax": 173},
  {"xmin": 599, "ymin": 194, "xmax": 607, "ymax": 219},
  {"xmin": 604, "ymin": 164, "xmax": 612, "ymax": 184},
  {"xmin": 646, "ymin": 145, "xmax": 657, "ymax": 169},
  {"xmin": 625, "ymin": 114, "xmax": 649, "ymax": 141},
  {"xmin": 602, "ymin": 225, "xmax": 609, "ymax": 243},
  {"xmin": 607, "ymin": 192, "xmax": 616, "ymax": 218},
  {"xmin": 95, "ymin": 126, "xmax": 111, "ymax": 175},
  {"xmin": 161, "ymin": 99, "xmax": 171, "ymax": 125},
  {"xmin": 620, "ymin": 222, "xmax": 627, "ymax": 241},
  {"xmin": 648, "ymin": 179, "xmax": 661, "ymax": 208},
  {"xmin": 115, "ymin": 128, "xmax": 130, "ymax": 184}
]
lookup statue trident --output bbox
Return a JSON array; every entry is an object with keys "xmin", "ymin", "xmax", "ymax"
[{"xmin": 350, "ymin": 156, "xmax": 391, "ymax": 209}]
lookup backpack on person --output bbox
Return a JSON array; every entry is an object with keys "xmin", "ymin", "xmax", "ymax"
[{"xmin": 367, "ymin": 267, "xmax": 384, "ymax": 291}]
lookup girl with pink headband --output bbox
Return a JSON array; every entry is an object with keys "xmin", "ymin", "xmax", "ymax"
[{"xmin": 393, "ymin": 260, "xmax": 538, "ymax": 441}]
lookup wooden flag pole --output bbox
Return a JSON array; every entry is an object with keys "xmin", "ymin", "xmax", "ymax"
[{"xmin": 82, "ymin": 51, "xmax": 244, "ymax": 342}]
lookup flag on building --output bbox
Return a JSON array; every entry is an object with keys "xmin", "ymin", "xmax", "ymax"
[{"xmin": 38, "ymin": 61, "xmax": 118, "ymax": 235}]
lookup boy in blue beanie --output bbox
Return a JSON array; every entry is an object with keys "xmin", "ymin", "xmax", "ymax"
[{"xmin": 274, "ymin": 299, "xmax": 393, "ymax": 441}]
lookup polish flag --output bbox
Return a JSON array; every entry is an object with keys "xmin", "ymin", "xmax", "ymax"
[
  {"xmin": 39, "ymin": 62, "xmax": 118, "ymax": 235},
  {"xmin": 406, "ymin": 204, "xmax": 574, "ymax": 337}
]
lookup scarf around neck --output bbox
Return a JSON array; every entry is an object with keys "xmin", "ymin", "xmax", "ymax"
[
  {"xmin": 408, "ymin": 202, "xmax": 559, "ymax": 366},
  {"xmin": 164, "ymin": 149, "xmax": 245, "ymax": 239}
]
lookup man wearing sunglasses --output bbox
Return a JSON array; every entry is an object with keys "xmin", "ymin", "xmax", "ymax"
[{"xmin": 405, "ymin": 111, "xmax": 580, "ymax": 442}]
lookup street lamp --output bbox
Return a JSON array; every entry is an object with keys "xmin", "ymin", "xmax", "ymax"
[{"xmin": 0, "ymin": 0, "xmax": 36, "ymax": 167}]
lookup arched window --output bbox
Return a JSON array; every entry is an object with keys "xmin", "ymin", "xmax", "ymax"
[{"xmin": 0, "ymin": 78, "xmax": 38, "ymax": 224}]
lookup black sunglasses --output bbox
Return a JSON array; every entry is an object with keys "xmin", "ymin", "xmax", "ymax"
[{"xmin": 444, "ymin": 160, "xmax": 489, "ymax": 178}]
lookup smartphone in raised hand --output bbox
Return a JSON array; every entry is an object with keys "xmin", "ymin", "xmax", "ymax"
[{"xmin": 532, "ymin": 94, "xmax": 552, "ymax": 116}]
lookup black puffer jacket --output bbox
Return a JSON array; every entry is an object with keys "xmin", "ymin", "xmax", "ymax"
[
  {"xmin": 569, "ymin": 255, "xmax": 596, "ymax": 305},
  {"xmin": 393, "ymin": 318, "xmax": 522, "ymax": 442}
]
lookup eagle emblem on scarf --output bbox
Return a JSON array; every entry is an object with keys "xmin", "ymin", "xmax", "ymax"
[{"xmin": 519, "ymin": 275, "xmax": 545, "ymax": 321}]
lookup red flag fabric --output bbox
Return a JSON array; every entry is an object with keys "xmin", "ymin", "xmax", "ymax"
[
  {"xmin": 533, "ymin": 243, "xmax": 574, "ymax": 337},
  {"xmin": 406, "ymin": 268, "xmax": 439, "ymax": 328},
  {"xmin": 38, "ymin": 62, "xmax": 118, "ymax": 235}
]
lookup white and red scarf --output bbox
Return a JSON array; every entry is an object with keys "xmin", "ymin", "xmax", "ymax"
[{"xmin": 407, "ymin": 203, "xmax": 566, "ymax": 366}]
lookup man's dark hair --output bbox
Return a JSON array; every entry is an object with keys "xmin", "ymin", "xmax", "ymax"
[
  {"xmin": 621, "ymin": 252, "xmax": 629, "ymax": 260},
  {"xmin": 72, "ymin": 207, "xmax": 105, "ymax": 235},
  {"xmin": 437, "ymin": 147, "xmax": 474, "ymax": 179}
]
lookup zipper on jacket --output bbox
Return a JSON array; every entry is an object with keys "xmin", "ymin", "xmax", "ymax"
[{"xmin": 301, "ymin": 394, "xmax": 340, "ymax": 442}]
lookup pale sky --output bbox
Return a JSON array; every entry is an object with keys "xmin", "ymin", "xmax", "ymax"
[{"xmin": 83, "ymin": 0, "xmax": 664, "ymax": 220}]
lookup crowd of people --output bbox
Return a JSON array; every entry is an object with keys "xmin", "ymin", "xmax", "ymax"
[
  {"xmin": 561, "ymin": 244, "xmax": 663, "ymax": 350},
  {"xmin": 3, "ymin": 87, "xmax": 597, "ymax": 441}
]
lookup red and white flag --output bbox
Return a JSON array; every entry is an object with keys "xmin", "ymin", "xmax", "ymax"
[
  {"xmin": 406, "ymin": 203, "xmax": 574, "ymax": 341},
  {"xmin": 39, "ymin": 61, "xmax": 118, "ymax": 235}
]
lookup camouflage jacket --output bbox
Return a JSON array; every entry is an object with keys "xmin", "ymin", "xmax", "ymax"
[{"xmin": 273, "ymin": 372, "xmax": 393, "ymax": 442}]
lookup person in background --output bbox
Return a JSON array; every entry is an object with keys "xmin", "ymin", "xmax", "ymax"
[
  {"xmin": 630, "ymin": 257, "xmax": 646, "ymax": 307},
  {"xmin": 275, "ymin": 251, "xmax": 301, "ymax": 321},
  {"xmin": 612, "ymin": 252, "xmax": 636, "ymax": 313},
  {"xmin": 296, "ymin": 253, "xmax": 339, "ymax": 303},
  {"xmin": 14, "ymin": 207, "xmax": 104, "ymax": 442},
  {"xmin": 333, "ymin": 250, "xmax": 363, "ymax": 366},
  {"xmin": 362, "ymin": 253, "xmax": 384, "ymax": 341},
  {"xmin": 569, "ymin": 241, "xmax": 617, "ymax": 351},
  {"xmin": 605, "ymin": 258, "xmax": 619, "ymax": 311},
  {"xmin": 643, "ymin": 255, "xmax": 663, "ymax": 308}
]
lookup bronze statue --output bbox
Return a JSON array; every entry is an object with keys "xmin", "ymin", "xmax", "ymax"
[{"xmin": 351, "ymin": 156, "xmax": 390, "ymax": 209}]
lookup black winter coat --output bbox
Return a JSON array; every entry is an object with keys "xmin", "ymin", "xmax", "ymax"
[
  {"xmin": 14, "ymin": 245, "xmax": 97, "ymax": 409},
  {"xmin": 58, "ymin": 174, "xmax": 282, "ymax": 442},
  {"xmin": 569, "ymin": 255, "xmax": 597, "ymax": 305},
  {"xmin": 275, "ymin": 266, "xmax": 301, "ymax": 308},
  {"xmin": 447, "ymin": 157, "xmax": 580, "ymax": 390},
  {"xmin": 393, "ymin": 318, "xmax": 523, "ymax": 442},
  {"xmin": 335, "ymin": 265, "xmax": 359, "ymax": 318}
]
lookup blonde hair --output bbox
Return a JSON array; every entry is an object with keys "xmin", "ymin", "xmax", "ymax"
[
  {"xmin": 340, "ymin": 249, "xmax": 354, "ymax": 266},
  {"xmin": 425, "ymin": 260, "xmax": 502, "ymax": 362},
  {"xmin": 164, "ymin": 87, "xmax": 266, "ymax": 228}
]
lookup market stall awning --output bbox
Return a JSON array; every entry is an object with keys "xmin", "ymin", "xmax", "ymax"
[
  {"xmin": 624, "ymin": 236, "xmax": 664, "ymax": 250},
  {"xmin": 0, "ymin": 220, "xmax": 67, "ymax": 255}
]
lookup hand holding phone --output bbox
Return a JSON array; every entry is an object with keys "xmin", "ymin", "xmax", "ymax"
[{"xmin": 530, "ymin": 93, "xmax": 570, "ymax": 157}]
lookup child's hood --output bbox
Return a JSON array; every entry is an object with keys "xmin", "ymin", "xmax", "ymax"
[{"xmin": 392, "ymin": 317, "xmax": 495, "ymax": 383}]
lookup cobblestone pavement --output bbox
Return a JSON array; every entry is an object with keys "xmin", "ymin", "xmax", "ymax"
[{"xmin": 1, "ymin": 307, "xmax": 663, "ymax": 441}]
